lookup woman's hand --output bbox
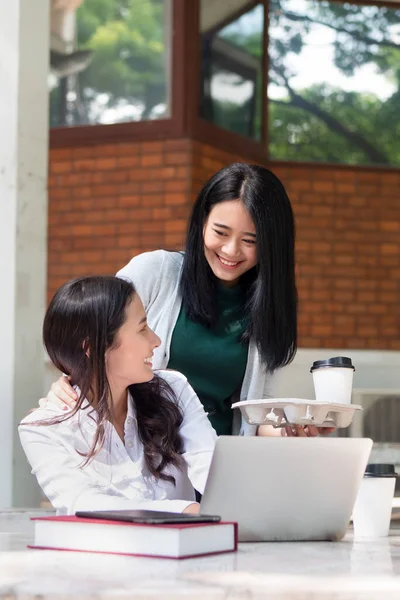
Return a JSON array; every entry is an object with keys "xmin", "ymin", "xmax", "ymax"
[
  {"xmin": 38, "ymin": 376, "xmax": 77, "ymax": 411},
  {"xmin": 283, "ymin": 425, "xmax": 336, "ymax": 437},
  {"xmin": 183, "ymin": 502, "xmax": 200, "ymax": 514},
  {"xmin": 258, "ymin": 424, "xmax": 336, "ymax": 437}
]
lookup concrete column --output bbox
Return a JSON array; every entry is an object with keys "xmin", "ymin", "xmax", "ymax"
[{"xmin": 0, "ymin": 0, "xmax": 50, "ymax": 507}]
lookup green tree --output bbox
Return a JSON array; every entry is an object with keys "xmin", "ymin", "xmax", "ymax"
[
  {"xmin": 203, "ymin": 0, "xmax": 400, "ymax": 166},
  {"xmin": 268, "ymin": 0, "xmax": 400, "ymax": 165},
  {"xmin": 51, "ymin": 0, "xmax": 168, "ymax": 125}
]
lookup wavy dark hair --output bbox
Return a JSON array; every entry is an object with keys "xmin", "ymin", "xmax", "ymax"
[
  {"xmin": 180, "ymin": 162, "xmax": 297, "ymax": 372},
  {"xmin": 28, "ymin": 276, "xmax": 183, "ymax": 484}
]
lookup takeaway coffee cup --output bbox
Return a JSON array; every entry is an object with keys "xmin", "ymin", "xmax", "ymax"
[
  {"xmin": 352, "ymin": 464, "xmax": 397, "ymax": 538},
  {"xmin": 310, "ymin": 356, "xmax": 355, "ymax": 404}
]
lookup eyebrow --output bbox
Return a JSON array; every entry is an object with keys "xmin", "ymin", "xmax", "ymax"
[
  {"xmin": 138, "ymin": 316, "xmax": 147, "ymax": 325},
  {"xmin": 213, "ymin": 222, "xmax": 256, "ymax": 238}
]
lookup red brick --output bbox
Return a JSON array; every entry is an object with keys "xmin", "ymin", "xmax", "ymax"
[
  {"xmin": 95, "ymin": 158, "xmax": 117, "ymax": 170},
  {"xmin": 140, "ymin": 233, "xmax": 165, "ymax": 247},
  {"xmin": 141, "ymin": 222, "xmax": 165, "ymax": 233},
  {"xmin": 108, "ymin": 171, "xmax": 129, "ymax": 184},
  {"xmin": 141, "ymin": 194, "xmax": 163, "ymax": 207},
  {"xmin": 164, "ymin": 193, "xmax": 187, "ymax": 205},
  {"xmin": 380, "ymin": 244, "xmax": 399, "ymax": 255},
  {"xmin": 74, "ymin": 159, "xmax": 95, "ymax": 172},
  {"xmin": 117, "ymin": 156, "xmax": 141, "ymax": 168},
  {"xmin": 141, "ymin": 154, "xmax": 163, "ymax": 167},
  {"xmin": 129, "ymin": 208, "xmax": 153, "ymax": 221},
  {"xmin": 117, "ymin": 222, "xmax": 142, "ymax": 235},
  {"xmin": 165, "ymin": 152, "xmax": 189, "ymax": 166},
  {"xmin": 336, "ymin": 183, "xmax": 356, "ymax": 194},
  {"xmin": 71, "ymin": 147, "xmax": 95, "ymax": 159},
  {"xmin": 311, "ymin": 206, "xmax": 333, "ymax": 217},
  {"xmin": 152, "ymin": 208, "xmax": 173, "ymax": 220},
  {"xmin": 116, "ymin": 143, "xmax": 140, "ymax": 156},
  {"xmin": 118, "ymin": 236, "xmax": 138, "ymax": 248},
  {"xmin": 334, "ymin": 255, "xmax": 355, "ymax": 266},
  {"xmin": 333, "ymin": 170, "xmax": 357, "ymax": 182},
  {"xmin": 141, "ymin": 181, "xmax": 164, "ymax": 193},
  {"xmin": 104, "ymin": 249, "xmax": 131, "ymax": 262},
  {"xmin": 51, "ymin": 148, "xmax": 73, "ymax": 161},
  {"xmin": 165, "ymin": 220, "xmax": 187, "ymax": 233},
  {"xmin": 163, "ymin": 139, "xmax": 190, "ymax": 152},
  {"xmin": 380, "ymin": 221, "xmax": 400, "ymax": 232},
  {"xmin": 118, "ymin": 195, "xmax": 141, "ymax": 207},
  {"xmin": 141, "ymin": 141, "xmax": 163, "ymax": 154},
  {"xmin": 164, "ymin": 180, "xmax": 189, "ymax": 193},
  {"xmin": 313, "ymin": 181, "xmax": 334, "ymax": 193},
  {"xmin": 347, "ymin": 196, "xmax": 366, "ymax": 207},
  {"xmin": 51, "ymin": 161, "xmax": 71, "ymax": 174},
  {"xmin": 165, "ymin": 233, "xmax": 185, "ymax": 247}
]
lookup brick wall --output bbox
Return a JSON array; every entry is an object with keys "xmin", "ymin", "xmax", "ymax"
[
  {"xmin": 48, "ymin": 138, "xmax": 400, "ymax": 350},
  {"xmin": 48, "ymin": 139, "xmax": 192, "ymax": 301}
]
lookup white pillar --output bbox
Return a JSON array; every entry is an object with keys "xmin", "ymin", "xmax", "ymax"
[{"xmin": 0, "ymin": 0, "xmax": 49, "ymax": 507}]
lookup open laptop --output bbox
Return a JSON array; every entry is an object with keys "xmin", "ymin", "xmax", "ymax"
[{"xmin": 200, "ymin": 436, "xmax": 372, "ymax": 542}]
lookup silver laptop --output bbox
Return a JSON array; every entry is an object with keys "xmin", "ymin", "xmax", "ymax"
[{"xmin": 200, "ymin": 436, "xmax": 372, "ymax": 542}]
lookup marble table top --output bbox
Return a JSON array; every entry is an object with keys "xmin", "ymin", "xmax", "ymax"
[{"xmin": 1, "ymin": 510, "xmax": 400, "ymax": 599}]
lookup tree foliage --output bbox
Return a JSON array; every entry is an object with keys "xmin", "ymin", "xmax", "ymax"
[
  {"xmin": 51, "ymin": 0, "xmax": 168, "ymax": 125},
  {"xmin": 212, "ymin": 0, "xmax": 400, "ymax": 166}
]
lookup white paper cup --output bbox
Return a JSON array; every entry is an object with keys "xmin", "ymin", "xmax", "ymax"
[
  {"xmin": 312, "ymin": 366, "xmax": 354, "ymax": 404},
  {"xmin": 310, "ymin": 357, "xmax": 355, "ymax": 404},
  {"xmin": 352, "ymin": 476, "xmax": 396, "ymax": 538}
]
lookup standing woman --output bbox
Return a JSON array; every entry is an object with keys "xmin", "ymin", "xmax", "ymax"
[
  {"xmin": 45, "ymin": 163, "xmax": 328, "ymax": 436},
  {"xmin": 122, "ymin": 162, "xmax": 296, "ymax": 436}
]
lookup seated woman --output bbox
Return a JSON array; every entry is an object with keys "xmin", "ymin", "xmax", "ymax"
[{"xmin": 19, "ymin": 276, "xmax": 216, "ymax": 515}]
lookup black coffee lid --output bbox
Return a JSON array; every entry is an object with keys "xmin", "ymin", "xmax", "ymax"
[
  {"xmin": 310, "ymin": 356, "xmax": 355, "ymax": 373},
  {"xmin": 364, "ymin": 464, "xmax": 398, "ymax": 478}
]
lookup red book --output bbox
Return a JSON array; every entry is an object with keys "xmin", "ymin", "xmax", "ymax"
[{"xmin": 29, "ymin": 515, "xmax": 238, "ymax": 559}]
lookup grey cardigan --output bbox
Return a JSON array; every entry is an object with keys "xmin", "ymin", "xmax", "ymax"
[{"xmin": 117, "ymin": 250, "xmax": 278, "ymax": 435}]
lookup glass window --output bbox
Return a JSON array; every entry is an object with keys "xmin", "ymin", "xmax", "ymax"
[
  {"xmin": 50, "ymin": 0, "xmax": 171, "ymax": 127},
  {"xmin": 268, "ymin": 0, "xmax": 400, "ymax": 166},
  {"xmin": 200, "ymin": 2, "xmax": 264, "ymax": 140}
]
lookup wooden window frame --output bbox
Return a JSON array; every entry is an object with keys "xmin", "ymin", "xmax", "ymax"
[{"xmin": 190, "ymin": 0, "xmax": 269, "ymax": 163}]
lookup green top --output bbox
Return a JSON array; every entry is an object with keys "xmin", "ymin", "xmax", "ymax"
[{"xmin": 168, "ymin": 284, "xmax": 249, "ymax": 435}]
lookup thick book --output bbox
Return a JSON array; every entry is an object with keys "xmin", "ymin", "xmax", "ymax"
[{"xmin": 29, "ymin": 515, "xmax": 238, "ymax": 559}]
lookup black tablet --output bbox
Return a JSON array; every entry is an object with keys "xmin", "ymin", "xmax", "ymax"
[{"xmin": 75, "ymin": 509, "xmax": 221, "ymax": 524}]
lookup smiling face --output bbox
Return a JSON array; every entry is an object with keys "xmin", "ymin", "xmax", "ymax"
[
  {"xmin": 203, "ymin": 199, "xmax": 258, "ymax": 287},
  {"xmin": 105, "ymin": 293, "xmax": 161, "ymax": 389}
]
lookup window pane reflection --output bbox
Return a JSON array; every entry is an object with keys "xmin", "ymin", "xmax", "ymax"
[
  {"xmin": 200, "ymin": 2, "xmax": 264, "ymax": 140},
  {"xmin": 49, "ymin": 0, "xmax": 171, "ymax": 127},
  {"xmin": 268, "ymin": 0, "xmax": 400, "ymax": 166}
]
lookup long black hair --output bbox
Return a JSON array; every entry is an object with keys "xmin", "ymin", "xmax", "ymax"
[
  {"xmin": 34, "ymin": 276, "xmax": 183, "ymax": 483},
  {"xmin": 180, "ymin": 162, "xmax": 297, "ymax": 372}
]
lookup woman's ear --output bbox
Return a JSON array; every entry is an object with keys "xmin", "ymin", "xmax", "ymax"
[{"xmin": 82, "ymin": 338, "xmax": 90, "ymax": 358}]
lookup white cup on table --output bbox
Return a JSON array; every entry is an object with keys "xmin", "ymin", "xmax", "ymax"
[{"xmin": 352, "ymin": 464, "xmax": 397, "ymax": 538}]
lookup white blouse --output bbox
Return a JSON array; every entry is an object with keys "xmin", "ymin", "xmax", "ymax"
[{"xmin": 19, "ymin": 370, "xmax": 217, "ymax": 515}]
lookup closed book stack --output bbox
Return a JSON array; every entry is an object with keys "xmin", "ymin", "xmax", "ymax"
[{"xmin": 30, "ymin": 515, "xmax": 238, "ymax": 559}]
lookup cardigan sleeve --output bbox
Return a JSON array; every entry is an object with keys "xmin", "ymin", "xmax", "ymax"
[{"xmin": 116, "ymin": 250, "xmax": 166, "ymax": 312}]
